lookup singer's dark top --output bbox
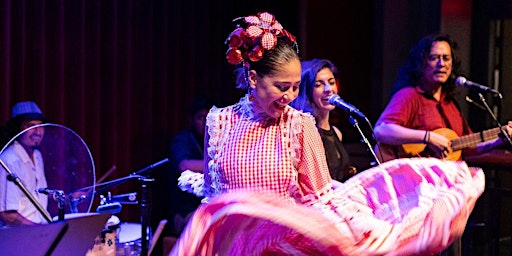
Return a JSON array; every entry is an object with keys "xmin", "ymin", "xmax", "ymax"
[
  {"xmin": 318, "ymin": 126, "xmax": 353, "ymax": 182},
  {"xmin": 375, "ymin": 86, "xmax": 472, "ymax": 162}
]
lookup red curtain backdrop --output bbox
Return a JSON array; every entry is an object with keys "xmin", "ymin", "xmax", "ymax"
[
  {"xmin": 0, "ymin": 0, "xmax": 301, "ymax": 222},
  {"xmin": 0, "ymin": 0, "xmax": 447, "ymax": 224}
]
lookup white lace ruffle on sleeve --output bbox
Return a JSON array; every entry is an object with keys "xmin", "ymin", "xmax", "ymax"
[{"xmin": 177, "ymin": 170, "xmax": 205, "ymax": 197}]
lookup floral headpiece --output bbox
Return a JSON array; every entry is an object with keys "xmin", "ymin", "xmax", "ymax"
[{"xmin": 225, "ymin": 12, "xmax": 297, "ymax": 66}]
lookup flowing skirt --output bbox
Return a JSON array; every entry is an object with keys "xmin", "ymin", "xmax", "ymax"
[{"xmin": 170, "ymin": 158, "xmax": 485, "ymax": 256}]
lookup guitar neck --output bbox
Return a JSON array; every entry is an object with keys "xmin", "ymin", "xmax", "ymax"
[{"xmin": 451, "ymin": 126, "xmax": 503, "ymax": 151}]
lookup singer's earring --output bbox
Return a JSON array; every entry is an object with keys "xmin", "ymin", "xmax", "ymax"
[{"xmin": 248, "ymin": 88, "xmax": 255, "ymax": 101}]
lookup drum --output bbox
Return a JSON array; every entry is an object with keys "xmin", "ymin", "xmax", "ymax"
[
  {"xmin": 116, "ymin": 223, "xmax": 142, "ymax": 256},
  {"xmin": 1, "ymin": 123, "xmax": 97, "ymax": 216},
  {"xmin": 52, "ymin": 212, "xmax": 98, "ymax": 221}
]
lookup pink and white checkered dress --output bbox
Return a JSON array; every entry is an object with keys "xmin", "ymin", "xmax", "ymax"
[
  {"xmin": 174, "ymin": 95, "xmax": 485, "ymax": 256},
  {"xmin": 204, "ymin": 95, "xmax": 333, "ymax": 203}
]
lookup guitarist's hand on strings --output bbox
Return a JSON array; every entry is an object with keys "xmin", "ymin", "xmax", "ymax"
[
  {"xmin": 471, "ymin": 121, "xmax": 512, "ymax": 155},
  {"xmin": 425, "ymin": 130, "xmax": 452, "ymax": 159},
  {"xmin": 500, "ymin": 121, "xmax": 512, "ymax": 148}
]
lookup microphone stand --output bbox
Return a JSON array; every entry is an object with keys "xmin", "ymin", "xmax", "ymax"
[
  {"xmin": 349, "ymin": 116, "xmax": 381, "ymax": 166},
  {"xmin": 69, "ymin": 159, "xmax": 169, "ymax": 211},
  {"xmin": 477, "ymin": 93, "xmax": 512, "ymax": 147},
  {"xmin": 44, "ymin": 189, "xmax": 66, "ymax": 221},
  {"xmin": 131, "ymin": 159, "xmax": 167, "ymax": 256},
  {"xmin": 56, "ymin": 191, "xmax": 66, "ymax": 221},
  {"xmin": 0, "ymin": 159, "xmax": 53, "ymax": 223},
  {"xmin": 140, "ymin": 177, "xmax": 154, "ymax": 256},
  {"xmin": 70, "ymin": 158, "xmax": 168, "ymax": 256}
]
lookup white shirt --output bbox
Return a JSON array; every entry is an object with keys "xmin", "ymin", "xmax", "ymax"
[{"xmin": 0, "ymin": 141, "xmax": 48, "ymax": 224}]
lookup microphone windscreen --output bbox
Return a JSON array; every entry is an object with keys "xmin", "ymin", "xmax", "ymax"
[
  {"xmin": 455, "ymin": 76, "xmax": 466, "ymax": 87},
  {"xmin": 327, "ymin": 94, "xmax": 340, "ymax": 105}
]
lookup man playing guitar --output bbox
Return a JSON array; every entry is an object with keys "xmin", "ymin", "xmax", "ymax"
[{"xmin": 374, "ymin": 33, "xmax": 512, "ymax": 163}]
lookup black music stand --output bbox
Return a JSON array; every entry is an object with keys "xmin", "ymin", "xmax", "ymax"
[
  {"xmin": 0, "ymin": 222, "xmax": 68, "ymax": 256},
  {"xmin": 51, "ymin": 212, "xmax": 112, "ymax": 256}
]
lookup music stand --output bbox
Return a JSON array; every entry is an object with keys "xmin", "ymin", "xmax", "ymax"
[
  {"xmin": 0, "ymin": 222, "xmax": 68, "ymax": 256},
  {"xmin": 51, "ymin": 212, "xmax": 112, "ymax": 256}
]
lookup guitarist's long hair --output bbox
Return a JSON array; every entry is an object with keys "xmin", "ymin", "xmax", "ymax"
[{"xmin": 390, "ymin": 33, "xmax": 463, "ymax": 100}]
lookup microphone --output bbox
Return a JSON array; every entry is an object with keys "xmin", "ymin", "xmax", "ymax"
[
  {"xmin": 328, "ymin": 94, "xmax": 367, "ymax": 119},
  {"xmin": 37, "ymin": 187, "xmax": 64, "ymax": 200},
  {"xmin": 455, "ymin": 76, "xmax": 500, "ymax": 95},
  {"xmin": 131, "ymin": 158, "xmax": 169, "ymax": 176},
  {"xmin": 37, "ymin": 187, "xmax": 62, "ymax": 195}
]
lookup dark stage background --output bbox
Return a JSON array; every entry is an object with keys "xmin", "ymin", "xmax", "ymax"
[{"xmin": 1, "ymin": 0, "xmax": 512, "ymax": 241}]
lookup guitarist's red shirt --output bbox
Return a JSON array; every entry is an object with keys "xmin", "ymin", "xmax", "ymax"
[{"xmin": 375, "ymin": 86, "xmax": 472, "ymax": 161}]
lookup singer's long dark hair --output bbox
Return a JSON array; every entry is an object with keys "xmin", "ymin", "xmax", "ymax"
[
  {"xmin": 390, "ymin": 33, "xmax": 462, "ymax": 98},
  {"xmin": 291, "ymin": 58, "xmax": 338, "ymax": 114}
]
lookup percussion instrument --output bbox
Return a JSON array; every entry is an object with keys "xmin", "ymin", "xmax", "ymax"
[
  {"xmin": 1, "ymin": 123, "xmax": 96, "ymax": 216},
  {"xmin": 87, "ymin": 216, "xmax": 144, "ymax": 256},
  {"xmin": 116, "ymin": 222, "xmax": 143, "ymax": 256}
]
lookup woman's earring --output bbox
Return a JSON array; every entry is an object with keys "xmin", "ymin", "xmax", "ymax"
[
  {"xmin": 248, "ymin": 88, "xmax": 255, "ymax": 101},
  {"xmin": 248, "ymin": 87, "xmax": 255, "ymax": 101}
]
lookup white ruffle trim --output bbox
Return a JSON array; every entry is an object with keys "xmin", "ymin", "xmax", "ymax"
[{"xmin": 178, "ymin": 170, "xmax": 205, "ymax": 197}]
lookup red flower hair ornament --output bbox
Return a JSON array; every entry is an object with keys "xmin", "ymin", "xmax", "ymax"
[{"xmin": 225, "ymin": 12, "xmax": 297, "ymax": 65}]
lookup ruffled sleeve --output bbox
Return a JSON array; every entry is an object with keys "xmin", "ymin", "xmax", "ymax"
[
  {"xmin": 177, "ymin": 105, "xmax": 232, "ymax": 201},
  {"xmin": 292, "ymin": 112, "xmax": 334, "ymax": 203},
  {"xmin": 177, "ymin": 170, "xmax": 205, "ymax": 197},
  {"xmin": 203, "ymin": 106, "xmax": 231, "ymax": 200}
]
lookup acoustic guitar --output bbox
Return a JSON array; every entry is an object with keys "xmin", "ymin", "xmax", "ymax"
[{"xmin": 400, "ymin": 127, "xmax": 504, "ymax": 161}]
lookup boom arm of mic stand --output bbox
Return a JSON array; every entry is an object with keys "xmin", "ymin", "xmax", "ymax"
[
  {"xmin": 0, "ymin": 159, "xmax": 53, "ymax": 223},
  {"xmin": 478, "ymin": 93, "xmax": 512, "ymax": 147},
  {"xmin": 71, "ymin": 174, "xmax": 144, "ymax": 206},
  {"xmin": 349, "ymin": 116, "xmax": 381, "ymax": 166},
  {"xmin": 70, "ymin": 158, "xmax": 169, "ymax": 204},
  {"xmin": 132, "ymin": 158, "xmax": 169, "ymax": 176},
  {"xmin": 94, "ymin": 158, "xmax": 168, "ymax": 195}
]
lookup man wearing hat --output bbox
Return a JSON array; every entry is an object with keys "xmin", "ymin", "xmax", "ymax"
[{"xmin": 0, "ymin": 101, "xmax": 49, "ymax": 225}]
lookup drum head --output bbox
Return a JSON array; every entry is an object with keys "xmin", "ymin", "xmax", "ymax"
[
  {"xmin": 118, "ymin": 223, "xmax": 142, "ymax": 243},
  {"xmin": 1, "ymin": 123, "xmax": 95, "ymax": 216}
]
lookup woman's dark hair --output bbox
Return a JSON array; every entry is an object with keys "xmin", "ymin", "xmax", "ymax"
[
  {"xmin": 391, "ymin": 33, "xmax": 462, "ymax": 97},
  {"xmin": 234, "ymin": 38, "xmax": 300, "ymax": 90},
  {"xmin": 291, "ymin": 59, "xmax": 338, "ymax": 113}
]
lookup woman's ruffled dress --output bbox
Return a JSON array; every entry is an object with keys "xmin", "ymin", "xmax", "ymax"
[{"xmin": 172, "ymin": 96, "xmax": 485, "ymax": 256}]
